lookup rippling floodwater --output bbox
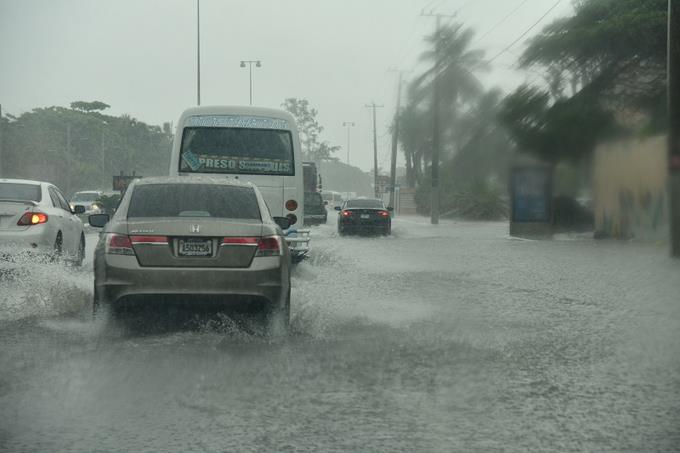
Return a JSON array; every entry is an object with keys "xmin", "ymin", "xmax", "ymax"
[{"xmin": 1, "ymin": 220, "xmax": 679, "ymax": 452}]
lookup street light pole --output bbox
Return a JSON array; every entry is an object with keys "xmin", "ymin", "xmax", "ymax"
[
  {"xmin": 196, "ymin": 0, "xmax": 201, "ymax": 106},
  {"xmin": 240, "ymin": 60, "xmax": 261, "ymax": 106},
  {"xmin": 342, "ymin": 121, "xmax": 355, "ymax": 165}
]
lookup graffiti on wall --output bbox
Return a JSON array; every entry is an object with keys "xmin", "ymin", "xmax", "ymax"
[{"xmin": 594, "ymin": 136, "xmax": 669, "ymax": 240}]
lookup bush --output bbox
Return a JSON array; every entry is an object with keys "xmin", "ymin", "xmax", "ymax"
[{"xmin": 415, "ymin": 179, "xmax": 508, "ymax": 220}]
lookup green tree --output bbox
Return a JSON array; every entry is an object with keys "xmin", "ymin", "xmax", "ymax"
[
  {"xmin": 399, "ymin": 23, "xmax": 488, "ymax": 187},
  {"xmin": 70, "ymin": 101, "xmax": 111, "ymax": 113},
  {"xmin": 500, "ymin": 0, "xmax": 668, "ymax": 164},
  {"xmin": 281, "ymin": 98, "xmax": 339, "ymax": 162}
]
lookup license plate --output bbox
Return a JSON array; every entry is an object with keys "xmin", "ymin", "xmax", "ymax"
[
  {"xmin": 178, "ymin": 238, "xmax": 212, "ymax": 257},
  {"xmin": 360, "ymin": 214, "xmax": 370, "ymax": 219}
]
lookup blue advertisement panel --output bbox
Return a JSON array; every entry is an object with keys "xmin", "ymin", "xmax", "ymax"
[{"xmin": 511, "ymin": 167, "xmax": 551, "ymax": 223}]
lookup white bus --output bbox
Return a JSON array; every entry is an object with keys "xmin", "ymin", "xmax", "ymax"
[{"xmin": 169, "ymin": 106, "xmax": 309, "ymax": 259}]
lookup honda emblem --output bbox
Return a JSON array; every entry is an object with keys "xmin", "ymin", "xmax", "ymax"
[{"xmin": 190, "ymin": 224, "xmax": 200, "ymax": 234}]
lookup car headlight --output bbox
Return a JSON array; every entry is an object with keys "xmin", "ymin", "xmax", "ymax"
[{"xmin": 91, "ymin": 203, "xmax": 101, "ymax": 212}]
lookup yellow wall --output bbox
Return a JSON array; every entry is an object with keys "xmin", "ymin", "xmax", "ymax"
[{"xmin": 593, "ymin": 136, "xmax": 668, "ymax": 239}]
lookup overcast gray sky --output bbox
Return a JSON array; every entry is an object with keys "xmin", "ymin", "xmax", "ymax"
[{"xmin": 0, "ymin": 0, "xmax": 574, "ymax": 171}]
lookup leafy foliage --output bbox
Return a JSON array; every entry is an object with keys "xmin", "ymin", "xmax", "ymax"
[
  {"xmin": 281, "ymin": 98, "xmax": 339, "ymax": 162},
  {"xmin": 501, "ymin": 0, "xmax": 668, "ymax": 164},
  {"xmin": 0, "ymin": 105, "xmax": 172, "ymax": 195},
  {"xmin": 70, "ymin": 101, "xmax": 111, "ymax": 112}
]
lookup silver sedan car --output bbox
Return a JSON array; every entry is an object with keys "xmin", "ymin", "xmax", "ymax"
[{"xmin": 89, "ymin": 177, "xmax": 292, "ymax": 328}]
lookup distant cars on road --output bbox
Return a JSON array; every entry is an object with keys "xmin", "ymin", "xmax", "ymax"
[
  {"xmin": 89, "ymin": 177, "xmax": 292, "ymax": 329},
  {"xmin": 336, "ymin": 198, "xmax": 392, "ymax": 236},
  {"xmin": 0, "ymin": 178, "xmax": 86, "ymax": 265},
  {"xmin": 304, "ymin": 192, "xmax": 327, "ymax": 226},
  {"xmin": 70, "ymin": 190, "xmax": 103, "ymax": 214}
]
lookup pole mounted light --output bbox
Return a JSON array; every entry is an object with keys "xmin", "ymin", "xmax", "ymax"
[{"xmin": 240, "ymin": 60, "xmax": 262, "ymax": 106}]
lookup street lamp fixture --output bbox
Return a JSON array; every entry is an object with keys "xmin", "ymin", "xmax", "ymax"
[{"xmin": 240, "ymin": 60, "xmax": 262, "ymax": 105}]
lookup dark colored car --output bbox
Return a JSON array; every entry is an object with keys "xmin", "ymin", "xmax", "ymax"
[
  {"xmin": 304, "ymin": 191, "xmax": 327, "ymax": 226},
  {"xmin": 336, "ymin": 198, "xmax": 392, "ymax": 236}
]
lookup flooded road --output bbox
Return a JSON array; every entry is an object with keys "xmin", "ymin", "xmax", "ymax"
[{"xmin": 1, "ymin": 219, "xmax": 679, "ymax": 452}]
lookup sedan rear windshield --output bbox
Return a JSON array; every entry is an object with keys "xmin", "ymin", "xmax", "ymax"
[
  {"xmin": 127, "ymin": 184, "xmax": 261, "ymax": 220},
  {"xmin": 346, "ymin": 199, "xmax": 384, "ymax": 209},
  {"xmin": 0, "ymin": 183, "xmax": 41, "ymax": 202}
]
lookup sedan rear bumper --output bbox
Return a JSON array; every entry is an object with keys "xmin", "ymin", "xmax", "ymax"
[
  {"xmin": 0, "ymin": 227, "xmax": 55, "ymax": 257},
  {"xmin": 96, "ymin": 254, "xmax": 289, "ymax": 308}
]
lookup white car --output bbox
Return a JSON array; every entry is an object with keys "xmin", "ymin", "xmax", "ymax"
[
  {"xmin": 70, "ymin": 190, "xmax": 103, "ymax": 213},
  {"xmin": 0, "ymin": 178, "xmax": 86, "ymax": 265}
]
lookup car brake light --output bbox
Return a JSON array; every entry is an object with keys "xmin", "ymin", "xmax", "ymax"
[
  {"xmin": 285, "ymin": 199, "xmax": 298, "ymax": 211},
  {"xmin": 255, "ymin": 236, "xmax": 281, "ymax": 257},
  {"xmin": 105, "ymin": 233, "xmax": 135, "ymax": 255},
  {"xmin": 222, "ymin": 237, "xmax": 259, "ymax": 245},
  {"xmin": 342, "ymin": 210, "xmax": 353, "ymax": 217},
  {"xmin": 378, "ymin": 210, "xmax": 390, "ymax": 217},
  {"xmin": 17, "ymin": 212, "xmax": 48, "ymax": 226}
]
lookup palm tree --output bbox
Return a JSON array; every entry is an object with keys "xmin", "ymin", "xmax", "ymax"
[{"xmin": 410, "ymin": 23, "xmax": 487, "ymax": 153}]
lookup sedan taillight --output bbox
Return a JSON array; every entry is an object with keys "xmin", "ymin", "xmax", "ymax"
[
  {"xmin": 341, "ymin": 210, "xmax": 353, "ymax": 217},
  {"xmin": 377, "ymin": 210, "xmax": 390, "ymax": 217},
  {"xmin": 105, "ymin": 233, "xmax": 135, "ymax": 255},
  {"xmin": 17, "ymin": 212, "xmax": 48, "ymax": 226},
  {"xmin": 255, "ymin": 236, "xmax": 281, "ymax": 257}
]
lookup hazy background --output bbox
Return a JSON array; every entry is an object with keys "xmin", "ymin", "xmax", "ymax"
[{"xmin": 0, "ymin": 0, "xmax": 573, "ymax": 171}]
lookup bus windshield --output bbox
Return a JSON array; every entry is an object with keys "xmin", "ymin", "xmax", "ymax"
[{"xmin": 179, "ymin": 127, "xmax": 294, "ymax": 176}]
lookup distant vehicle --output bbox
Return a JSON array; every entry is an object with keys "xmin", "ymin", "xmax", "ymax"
[
  {"xmin": 89, "ymin": 177, "xmax": 292, "ymax": 328},
  {"xmin": 303, "ymin": 161, "xmax": 319, "ymax": 193},
  {"xmin": 304, "ymin": 191, "xmax": 327, "ymax": 226},
  {"xmin": 70, "ymin": 190, "xmax": 103, "ymax": 213},
  {"xmin": 0, "ymin": 178, "xmax": 86, "ymax": 265},
  {"xmin": 336, "ymin": 198, "xmax": 392, "ymax": 236},
  {"xmin": 321, "ymin": 190, "xmax": 344, "ymax": 209},
  {"xmin": 168, "ymin": 106, "xmax": 309, "ymax": 260}
]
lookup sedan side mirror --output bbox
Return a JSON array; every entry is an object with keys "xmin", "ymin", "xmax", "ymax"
[
  {"xmin": 88, "ymin": 213, "xmax": 110, "ymax": 228},
  {"xmin": 334, "ymin": 206, "xmax": 342, "ymax": 211},
  {"xmin": 72, "ymin": 205, "xmax": 86, "ymax": 214},
  {"xmin": 273, "ymin": 216, "xmax": 291, "ymax": 230}
]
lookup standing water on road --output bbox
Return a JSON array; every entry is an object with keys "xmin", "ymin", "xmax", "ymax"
[{"xmin": 1, "ymin": 219, "xmax": 678, "ymax": 451}]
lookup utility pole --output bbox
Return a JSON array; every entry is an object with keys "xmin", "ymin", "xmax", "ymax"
[
  {"xmin": 342, "ymin": 121, "xmax": 355, "ymax": 165},
  {"xmin": 66, "ymin": 124, "xmax": 72, "ymax": 194},
  {"xmin": 421, "ymin": 10, "xmax": 456, "ymax": 225},
  {"xmin": 365, "ymin": 102, "xmax": 384, "ymax": 198},
  {"xmin": 0, "ymin": 103, "xmax": 3, "ymax": 178},
  {"xmin": 669, "ymin": 0, "xmax": 680, "ymax": 257},
  {"xmin": 196, "ymin": 0, "xmax": 201, "ymax": 106},
  {"xmin": 388, "ymin": 70, "xmax": 408, "ymax": 209}
]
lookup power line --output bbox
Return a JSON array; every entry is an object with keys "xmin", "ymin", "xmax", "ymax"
[
  {"xmin": 487, "ymin": 0, "xmax": 563, "ymax": 65},
  {"xmin": 478, "ymin": 0, "xmax": 530, "ymax": 40}
]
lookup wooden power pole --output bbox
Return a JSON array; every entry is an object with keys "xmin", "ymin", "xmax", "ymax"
[
  {"xmin": 366, "ymin": 102, "xmax": 384, "ymax": 198},
  {"xmin": 389, "ymin": 70, "xmax": 408, "ymax": 210},
  {"xmin": 421, "ymin": 10, "xmax": 456, "ymax": 224}
]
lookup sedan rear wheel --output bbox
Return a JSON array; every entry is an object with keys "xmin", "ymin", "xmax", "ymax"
[
  {"xmin": 51, "ymin": 232, "xmax": 63, "ymax": 262},
  {"xmin": 73, "ymin": 234, "xmax": 85, "ymax": 267}
]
